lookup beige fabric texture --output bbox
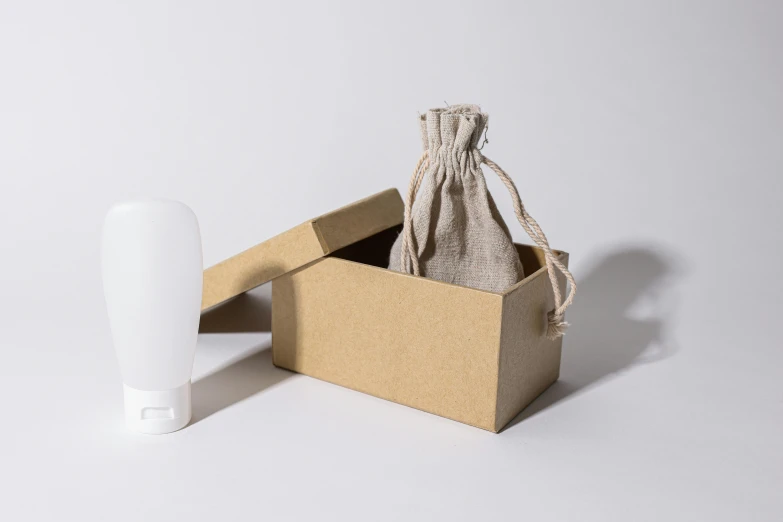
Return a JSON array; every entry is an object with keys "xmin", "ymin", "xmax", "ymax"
[{"xmin": 389, "ymin": 104, "xmax": 525, "ymax": 293}]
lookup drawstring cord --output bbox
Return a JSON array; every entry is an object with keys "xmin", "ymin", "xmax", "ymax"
[{"xmin": 399, "ymin": 150, "xmax": 429, "ymax": 275}]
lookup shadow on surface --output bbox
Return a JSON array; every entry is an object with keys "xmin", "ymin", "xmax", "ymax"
[
  {"xmin": 190, "ymin": 346, "xmax": 290, "ymax": 424},
  {"xmin": 505, "ymin": 245, "xmax": 682, "ymax": 430},
  {"xmin": 192, "ymin": 282, "xmax": 286, "ymax": 424}
]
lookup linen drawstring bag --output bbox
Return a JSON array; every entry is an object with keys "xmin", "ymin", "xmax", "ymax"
[{"xmin": 388, "ymin": 104, "xmax": 576, "ymax": 339}]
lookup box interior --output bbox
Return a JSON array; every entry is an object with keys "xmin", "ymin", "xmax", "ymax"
[
  {"xmin": 329, "ymin": 225, "xmax": 548, "ymax": 276},
  {"xmin": 329, "ymin": 225, "xmax": 401, "ymax": 268}
]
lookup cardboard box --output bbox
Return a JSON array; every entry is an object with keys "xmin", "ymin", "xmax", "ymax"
[{"xmin": 202, "ymin": 189, "xmax": 568, "ymax": 432}]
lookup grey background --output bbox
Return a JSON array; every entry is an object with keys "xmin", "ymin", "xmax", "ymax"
[{"xmin": 1, "ymin": 1, "xmax": 781, "ymax": 521}]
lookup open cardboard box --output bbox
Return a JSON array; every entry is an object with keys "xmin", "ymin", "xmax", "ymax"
[{"xmin": 202, "ymin": 189, "xmax": 568, "ymax": 432}]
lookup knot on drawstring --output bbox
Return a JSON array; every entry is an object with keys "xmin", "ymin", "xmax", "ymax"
[{"xmin": 546, "ymin": 311, "xmax": 569, "ymax": 340}]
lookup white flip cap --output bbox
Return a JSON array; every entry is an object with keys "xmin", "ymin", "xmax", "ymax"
[{"xmin": 123, "ymin": 382, "xmax": 192, "ymax": 434}]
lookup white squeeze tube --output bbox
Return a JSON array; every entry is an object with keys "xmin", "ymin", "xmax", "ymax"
[{"xmin": 102, "ymin": 200, "xmax": 203, "ymax": 434}]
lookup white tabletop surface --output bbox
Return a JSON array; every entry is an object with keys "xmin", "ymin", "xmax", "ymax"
[
  {"xmin": 4, "ymin": 281, "xmax": 781, "ymax": 521},
  {"xmin": 1, "ymin": 1, "xmax": 781, "ymax": 520}
]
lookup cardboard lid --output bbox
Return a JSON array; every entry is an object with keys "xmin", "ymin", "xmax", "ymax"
[{"xmin": 201, "ymin": 188, "xmax": 403, "ymax": 311}]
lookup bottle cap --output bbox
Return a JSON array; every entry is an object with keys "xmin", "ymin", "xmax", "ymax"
[{"xmin": 122, "ymin": 382, "xmax": 191, "ymax": 434}]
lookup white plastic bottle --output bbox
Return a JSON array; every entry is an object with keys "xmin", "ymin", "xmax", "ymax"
[{"xmin": 102, "ymin": 199, "xmax": 203, "ymax": 434}]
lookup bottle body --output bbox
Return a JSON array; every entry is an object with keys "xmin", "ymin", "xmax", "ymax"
[{"xmin": 102, "ymin": 199, "xmax": 203, "ymax": 434}]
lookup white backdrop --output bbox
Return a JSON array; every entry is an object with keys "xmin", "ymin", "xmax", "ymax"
[{"xmin": 1, "ymin": 1, "xmax": 781, "ymax": 521}]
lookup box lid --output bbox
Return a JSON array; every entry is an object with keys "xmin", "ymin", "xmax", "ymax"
[{"xmin": 201, "ymin": 188, "xmax": 403, "ymax": 311}]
